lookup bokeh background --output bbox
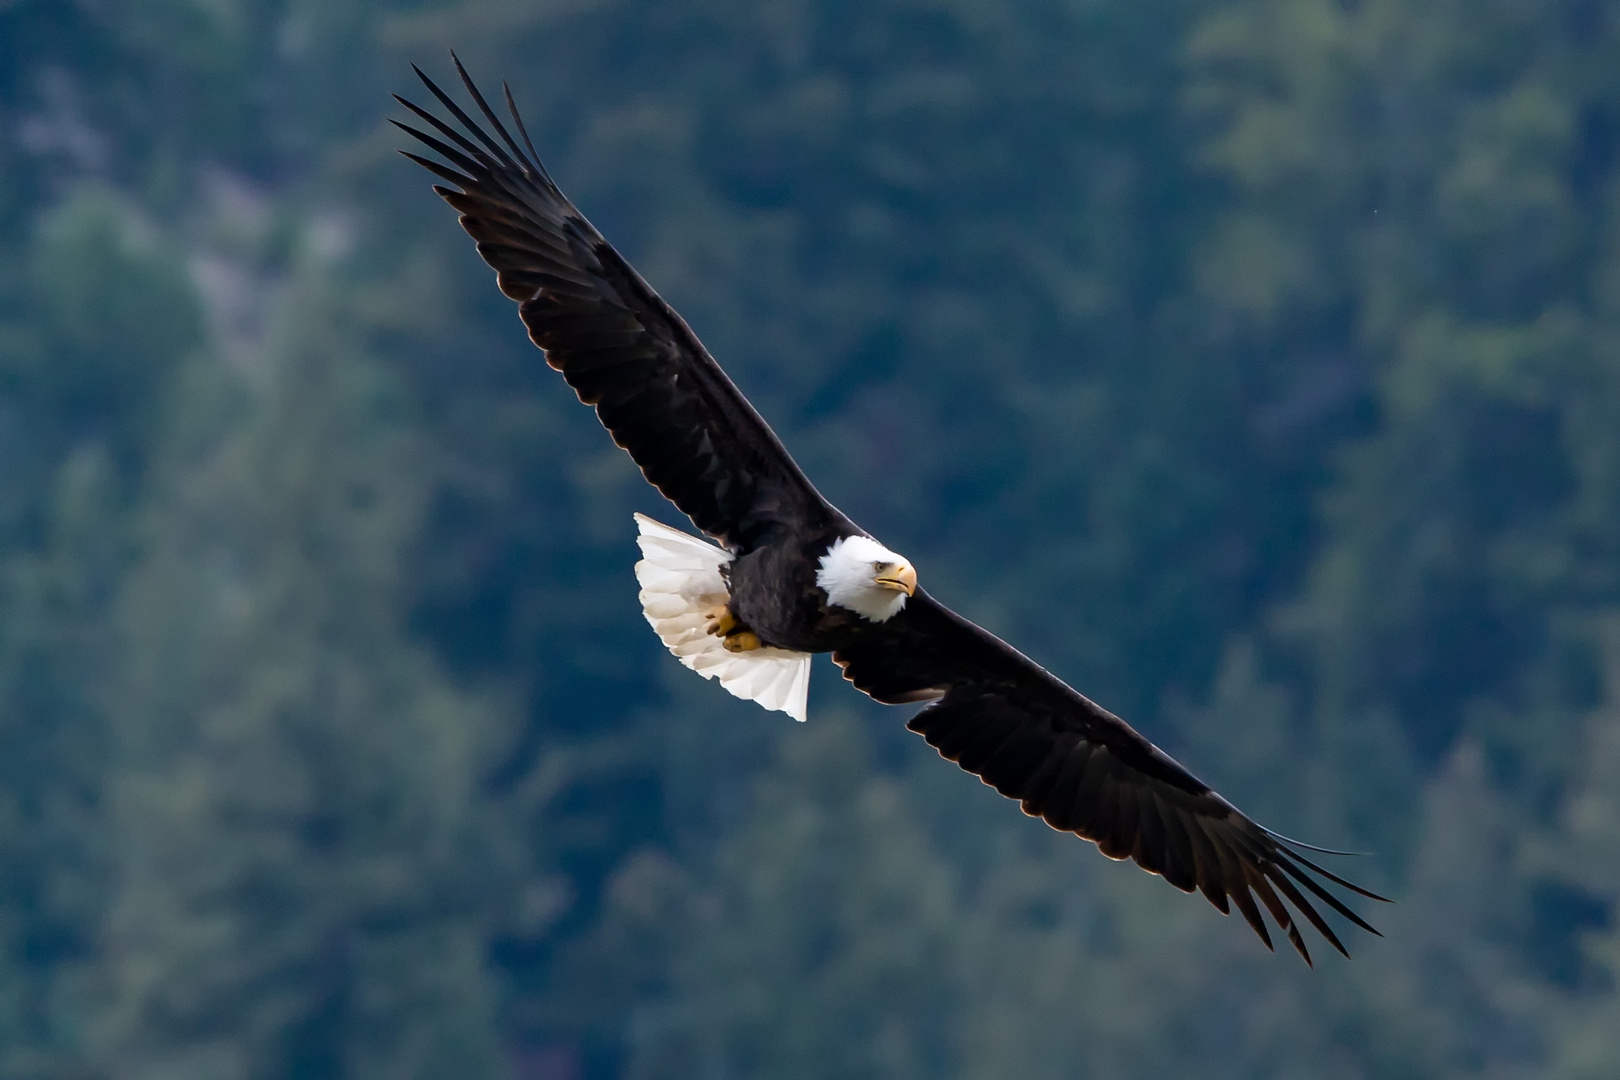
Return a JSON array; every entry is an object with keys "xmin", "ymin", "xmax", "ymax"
[{"xmin": 4, "ymin": 0, "xmax": 1620, "ymax": 1076}]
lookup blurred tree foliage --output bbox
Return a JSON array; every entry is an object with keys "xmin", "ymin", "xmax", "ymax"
[{"xmin": 4, "ymin": 0, "xmax": 1620, "ymax": 1076}]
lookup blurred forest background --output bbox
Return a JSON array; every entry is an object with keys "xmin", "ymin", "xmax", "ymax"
[{"xmin": 4, "ymin": 0, "xmax": 1620, "ymax": 1076}]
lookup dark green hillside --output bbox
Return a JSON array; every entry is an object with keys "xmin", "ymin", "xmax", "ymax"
[{"xmin": 2, "ymin": 0, "xmax": 1618, "ymax": 1075}]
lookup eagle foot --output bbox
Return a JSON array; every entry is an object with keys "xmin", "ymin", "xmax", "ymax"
[
  {"xmin": 722, "ymin": 631, "xmax": 763, "ymax": 653},
  {"xmin": 704, "ymin": 604, "xmax": 737, "ymax": 638}
]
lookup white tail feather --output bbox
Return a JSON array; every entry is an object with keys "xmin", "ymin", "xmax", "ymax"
[{"xmin": 633, "ymin": 514, "xmax": 812, "ymax": 722}]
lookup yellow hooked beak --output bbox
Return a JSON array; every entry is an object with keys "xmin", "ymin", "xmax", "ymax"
[{"xmin": 875, "ymin": 563, "xmax": 918, "ymax": 596}]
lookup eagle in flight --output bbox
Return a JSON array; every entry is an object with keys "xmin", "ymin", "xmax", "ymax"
[{"xmin": 394, "ymin": 57, "xmax": 1386, "ymax": 964}]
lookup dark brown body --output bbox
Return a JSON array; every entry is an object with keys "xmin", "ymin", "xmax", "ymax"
[{"xmin": 727, "ymin": 532, "xmax": 877, "ymax": 653}]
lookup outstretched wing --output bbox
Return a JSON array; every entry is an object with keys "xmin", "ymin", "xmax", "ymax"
[
  {"xmin": 833, "ymin": 592, "xmax": 1388, "ymax": 964},
  {"xmin": 393, "ymin": 58, "xmax": 841, "ymax": 552}
]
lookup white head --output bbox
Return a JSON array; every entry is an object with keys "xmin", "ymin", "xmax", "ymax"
[{"xmin": 816, "ymin": 535, "xmax": 918, "ymax": 622}]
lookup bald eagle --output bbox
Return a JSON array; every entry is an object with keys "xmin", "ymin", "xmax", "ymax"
[{"xmin": 394, "ymin": 58, "xmax": 1386, "ymax": 964}]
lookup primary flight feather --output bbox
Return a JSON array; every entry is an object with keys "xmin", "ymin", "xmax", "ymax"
[{"xmin": 394, "ymin": 57, "xmax": 1387, "ymax": 965}]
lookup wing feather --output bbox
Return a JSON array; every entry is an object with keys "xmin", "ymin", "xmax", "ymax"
[
  {"xmin": 1036, "ymin": 745, "xmax": 1092, "ymax": 833},
  {"xmin": 1133, "ymin": 786, "xmax": 1168, "ymax": 877},
  {"xmin": 835, "ymin": 591, "xmax": 1388, "ymax": 964},
  {"xmin": 1102, "ymin": 774, "xmax": 1138, "ymax": 861},
  {"xmin": 1016, "ymin": 732, "xmax": 1076, "ymax": 814},
  {"xmin": 396, "ymin": 59, "xmax": 842, "ymax": 551}
]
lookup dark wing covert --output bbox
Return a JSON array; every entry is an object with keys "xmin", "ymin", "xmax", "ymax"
[
  {"xmin": 833, "ymin": 592, "xmax": 1389, "ymax": 965},
  {"xmin": 393, "ymin": 58, "xmax": 836, "ymax": 552}
]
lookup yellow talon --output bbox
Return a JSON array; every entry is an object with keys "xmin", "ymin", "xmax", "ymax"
[
  {"xmin": 704, "ymin": 603, "xmax": 760, "ymax": 650},
  {"xmin": 705, "ymin": 604, "xmax": 737, "ymax": 637},
  {"xmin": 723, "ymin": 631, "xmax": 762, "ymax": 653}
]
